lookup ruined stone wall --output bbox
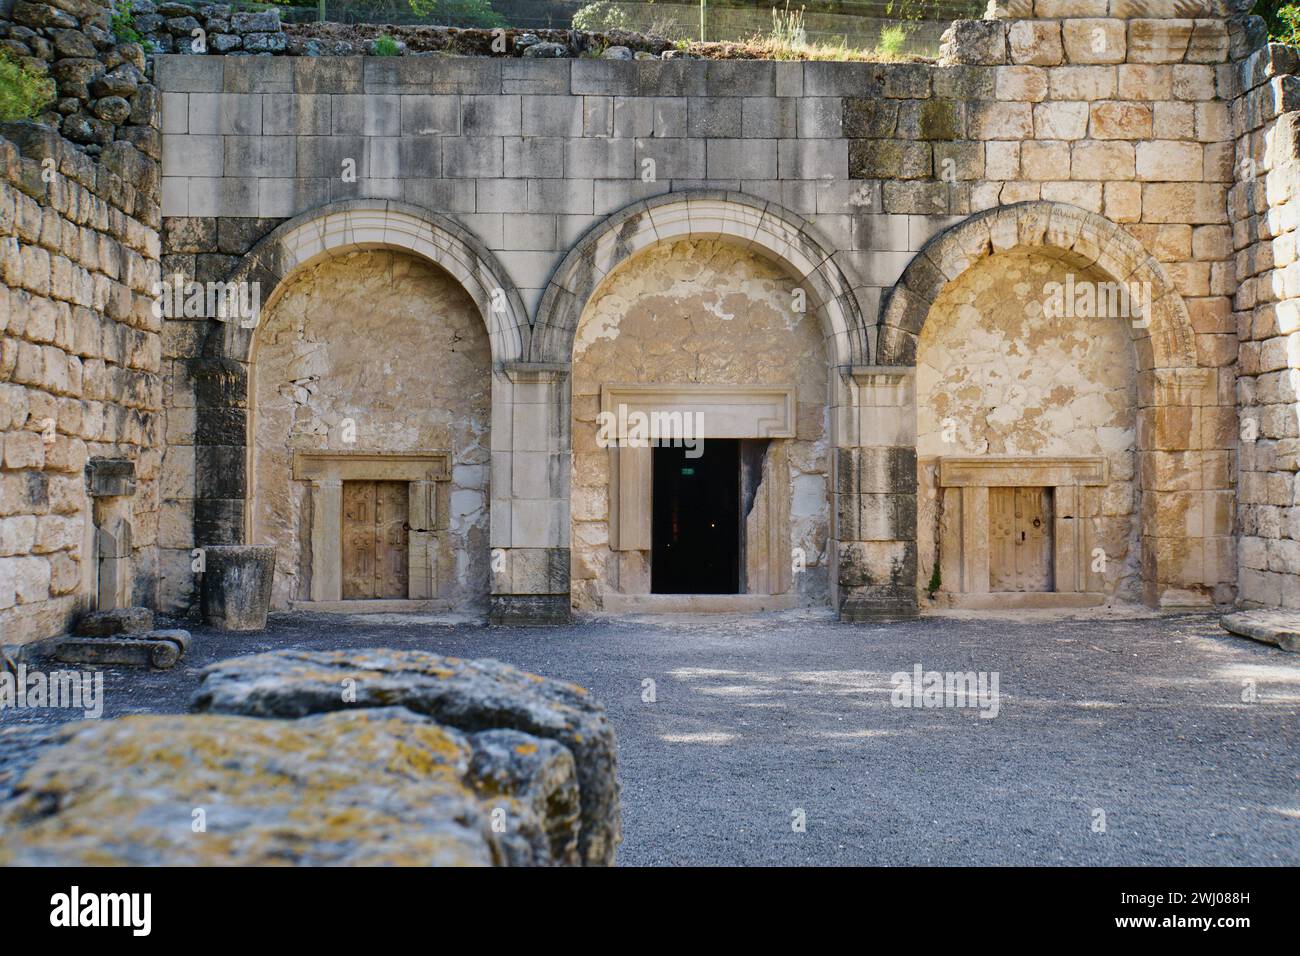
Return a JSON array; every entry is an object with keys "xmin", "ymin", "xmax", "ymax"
[
  {"xmin": 0, "ymin": 1, "xmax": 162, "ymax": 646},
  {"xmin": 915, "ymin": 249, "xmax": 1141, "ymax": 600},
  {"xmin": 569, "ymin": 239, "xmax": 831, "ymax": 609},
  {"xmin": 250, "ymin": 250, "xmax": 492, "ymax": 609},
  {"xmin": 1231, "ymin": 42, "xmax": 1300, "ymax": 609}
]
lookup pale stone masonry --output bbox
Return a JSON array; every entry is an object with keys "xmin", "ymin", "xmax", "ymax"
[
  {"xmin": 3, "ymin": 0, "xmax": 1300, "ymax": 641},
  {"xmin": 1232, "ymin": 41, "xmax": 1300, "ymax": 609}
]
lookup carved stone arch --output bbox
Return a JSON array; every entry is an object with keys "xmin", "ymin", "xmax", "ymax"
[
  {"xmin": 876, "ymin": 200, "xmax": 1198, "ymax": 372},
  {"xmin": 530, "ymin": 190, "xmax": 870, "ymax": 367},
  {"xmin": 205, "ymin": 199, "xmax": 530, "ymax": 366},
  {"xmin": 188, "ymin": 200, "xmax": 526, "ymax": 568},
  {"xmin": 870, "ymin": 200, "xmax": 1222, "ymax": 612}
]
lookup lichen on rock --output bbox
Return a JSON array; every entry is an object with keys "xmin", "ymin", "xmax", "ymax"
[{"xmin": 193, "ymin": 648, "xmax": 622, "ymax": 865}]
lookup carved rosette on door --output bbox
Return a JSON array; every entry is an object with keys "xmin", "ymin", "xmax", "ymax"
[
  {"xmin": 988, "ymin": 487, "xmax": 1053, "ymax": 592},
  {"xmin": 342, "ymin": 481, "xmax": 410, "ymax": 600}
]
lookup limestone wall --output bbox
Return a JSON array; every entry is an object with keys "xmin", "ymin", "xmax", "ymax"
[
  {"xmin": 8, "ymin": 3, "xmax": 1300, "ymax": 630},
  {"xmin": 569, "ymin": 239, "xmax": 831, "ymax": 609},
  {"xmin": 250, "ymin": 250, "xmax": 492, "ymax": 609},
  {"xmin": 0, "ymin": 1, "xmax": 162, "ymax": 646},
  {"xmin": 915, "ymin": 249, "xmax": 1141, "ymax": 600},
  {"xmin": 1231, "ymin": 42, "xmax": 1300, "ymax": 609}
]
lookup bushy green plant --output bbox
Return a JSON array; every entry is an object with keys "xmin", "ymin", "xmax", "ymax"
[
  {"xmin": 572, "ymin": 1, "xmax": 632, "ymax": 33},
  {"xmin": 373, "ymin": 34, "xmax": 401, "ymax": 55},
  {"xmin": 1276, "ymin": 3, "xmax": 1300, "ymax": 45},
  {"xmin": 0, "ymin": 52, "xmax": 56, "ymax": 122},
  {"xmin": 110, "ymin": 0, "xmax": 143, "ymax": 44},
  {"xmin": 406, "ymin": 0, "xmax": 505, "ymax": 28},
  {"xmin": 876, "ymin": 23, "xmax": 907, "ymax": 58}
]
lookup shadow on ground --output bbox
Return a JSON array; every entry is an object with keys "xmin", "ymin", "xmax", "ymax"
[{"xmin": 4, "ymin": 609, "xmax": 1298, "ymax": 866}]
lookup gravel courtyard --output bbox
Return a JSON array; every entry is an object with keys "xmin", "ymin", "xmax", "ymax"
[{"xmin": 6, "ymin": 609, "xmax": 1298, "ymax": 866}]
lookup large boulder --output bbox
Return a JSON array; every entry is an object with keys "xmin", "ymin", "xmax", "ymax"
[
  {"xmin": 0, "ymin": 707, "xmax": 582, "ymax": 866},
  {"xmin": 193, "ymin": 649, "xmax": 621, "ymax": 865}
]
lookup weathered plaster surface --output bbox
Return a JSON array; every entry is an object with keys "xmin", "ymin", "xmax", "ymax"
[
  {"xmin": 569, "ymin": 239, "xmax": 830, "ymax": 609},
  {"xmin": 251, "ymin": 250, "xmax": 491, "ymax": 607},
  {"xmin": 916, "ymin": 249, "xmax": 1140, "ymax": 599}
]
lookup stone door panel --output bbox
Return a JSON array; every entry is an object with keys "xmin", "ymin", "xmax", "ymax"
[
  {"xmin": 989, "ymin": 487, "xmax": 1053, "ymax": 592},
  {"xmin": 342, "ymin": 480, "xmax": 409, "ymax": 599}
]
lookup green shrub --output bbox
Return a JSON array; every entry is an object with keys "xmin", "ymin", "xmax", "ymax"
[
  {"xmin": 572, "ymin": 1, "xmax": 632, "ymax": 33},
  {"xmin": 110, "ymin": 0, "xmax": 143, "ymax": 44},
  {"xmin": 1276, "ymin": 3, "xmax": 1300, "ymax": 45},
  {"xmin": 0, "ymin": 52, "xmax": 56, "ymax": 122},
  {"xmin": 406, "ymin": 0, "xmax": 505, "ymax": 29},
  {"xmin": 373, "ymin": 34, "xmax": 401, "ymax": 56},
  {"xmin": 876, "ymin": 23, "xmax": 907, "ymax": 58}
]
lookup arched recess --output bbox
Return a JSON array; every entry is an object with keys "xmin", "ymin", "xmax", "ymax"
[
  {"xmin": 205, "ymin": 199, "xmax": 530, "ymax": 366},
  {"xmin": 877, "ymin": 201, "xmax": 1197, "ymax": 370},
  {"xmin": 530, "ymin": 190, "xmax": 871, "ymax": 367},
  {"xmin": 534, "ymin": 191, "xmax": 864, "ymax": 614},
  {"xmin": 867, "ymin": 201, "xmax": 1226, "ymax": 611},
  {"xmin": 188, "ymin": 201, "xmax": 529, "ymax": 612}
]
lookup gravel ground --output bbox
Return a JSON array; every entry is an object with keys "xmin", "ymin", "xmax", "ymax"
[{"xmin": 4, "ymin": 609, "xmax": 1298, "ymax": 866}]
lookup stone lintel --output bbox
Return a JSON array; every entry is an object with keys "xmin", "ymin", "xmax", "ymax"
[
  {"xmin": 86, "ymin": 458, "xmax": 137, "ymax": 498},
  {"xmin": 938, "ymin": 456, "xmax": 1108, "ymax": 488}
]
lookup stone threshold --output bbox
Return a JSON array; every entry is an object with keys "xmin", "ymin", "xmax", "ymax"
[
  {"xmin": 932, "ymin": 592, "xmax": 1107, "ymax": 611},
  {"xmin": 600, "ymin": 593, "xmax": 799, "ymax": 614},
  {"xmin": 290, "ymin": 599, "xmax": 454, "ymax": 614},
  {"xmin": 1220, "ymin": 611, "xmax": 1300, "ymax": 653}
]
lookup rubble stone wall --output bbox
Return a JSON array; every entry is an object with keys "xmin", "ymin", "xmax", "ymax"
[{"xmin": 1, "ymin": 0, "xmax": 161, "ymax": 646}]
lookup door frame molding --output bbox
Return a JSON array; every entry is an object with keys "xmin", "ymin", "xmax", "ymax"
[
  {"xmin": 602, "ymin": 383, "xmax": 796, "ymax": 598},
  {"xmin": 936, "ymin": 456, "xmax": 1108, "ymax": 601},
  {"xmin": 292, "ymin": 451, "xmax": 451, "ymax": 602}
]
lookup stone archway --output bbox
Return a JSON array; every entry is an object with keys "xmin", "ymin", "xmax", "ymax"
[
  {"xmin": 520, "ymin": 191, "xmax": 869, "ymax": 618},
  {"xmin": 530, "ymin": 190, "xmax": 872, "ymax": 367},
  {"xmin": 188, "ymin": 201, "xmax": 529, "ymax": 613},
  {"xmin": 860, "ymin": 201, "xmax": 1228, "ymax": 612}
]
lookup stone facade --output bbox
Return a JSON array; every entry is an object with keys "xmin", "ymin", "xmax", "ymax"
[{"xmin": 4, "ymin": 0, "xmax": 1300, "ymax": 641}]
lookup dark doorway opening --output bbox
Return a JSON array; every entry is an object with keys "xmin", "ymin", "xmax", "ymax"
[{"xmin": 652, "ymin": 439, "xmax": 740, "ymax": 594}]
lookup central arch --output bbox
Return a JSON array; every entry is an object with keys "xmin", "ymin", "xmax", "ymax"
[
  {"xmin": 535, "ymin": 191, "xmax": 862, "ymax": 613},
  {"xmin": 530, "ymin": 191, "xmax": 872, "ymax": 367}
]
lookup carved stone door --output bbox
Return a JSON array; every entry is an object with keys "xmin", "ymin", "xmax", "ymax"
[
  {"xmin": 342, "ymin": 480, "xmax": 409, "ymax": 599},
  {"xmin": 989, "ymin": 487, "xmax": 1053, "ymax": 592}
]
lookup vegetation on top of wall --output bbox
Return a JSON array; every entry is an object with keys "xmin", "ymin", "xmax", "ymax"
[
  {"xmin": 410, "ymin": 0, "xmax": 505, "ymax": 28},
  {"xmin": 1274, "ymin": 5, "xmax": 1300, "ymax": 46},
  {"xmin": 0, "ymin": 52, "xmax": 56, "ymax": 123},
  {"xmin": 573, "ymin": 1, "xmax": 634, "ymax": 33},
  {"xmin": 110, "ymin": 0, "xmax": 144, "ymax": 44},
  {"xmin": 1258, "ymin": 0, "xmax": 1300, "ymax": 44}
]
